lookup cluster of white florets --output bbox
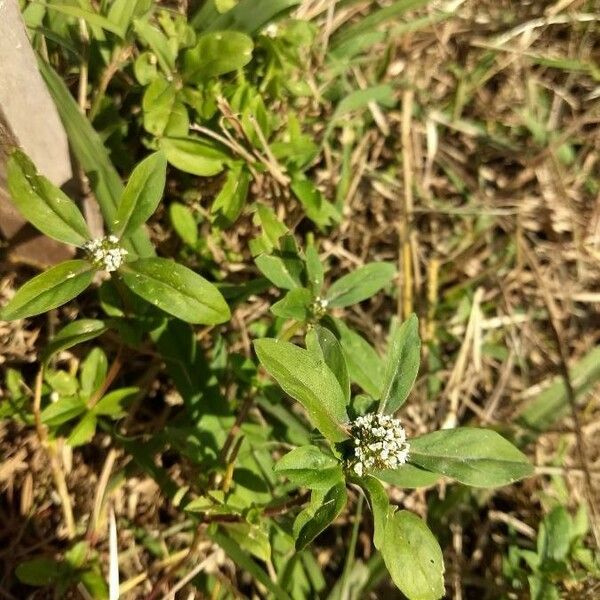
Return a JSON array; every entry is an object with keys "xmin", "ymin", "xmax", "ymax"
[
  {"xmin": 350, "ymin": 413, "xmax": 410, "ymax": 477},
  {"xmin": 312, "ymin": 296, "xmax": 329, "ymax": 318},
  {"xmin": 83, "ymin": 235, "xmax": 128, "ymax": 272}
]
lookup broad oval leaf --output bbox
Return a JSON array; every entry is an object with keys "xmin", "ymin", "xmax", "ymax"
[
  {"xmin": 326, "ymin": 262, "xmax": 395, "ymax": 308},
  {"xmin": 0, "ymin": 260, "xmax": 94, "ymax": 321},
  {"xmin": 169, "ymin": 202, "xmax": 198, "ymax": 246},
  {"xmin": 294, "ymin": 483, "xmax": 347, "ymax": 551},
  {"xmin": 306, "ymin": 325, "xmax": 350, "ymax": 405},
  {"xmin": 182, "ymin": 31, "xmax": 253, "ymax": 81},
  {"xmin": 7, "ymin": 150, "xmax": 91, "ymax": 246},
  {"xmin": 119, "ymin": 257, "xmax": 230, "ymax": 325},
  {"xmin": 113, "ymin": 152, "xmax": 167, "ymax": 238},
  {"xmin": 67, "ymin": 412, "xmax": 97, "ymax": 447},
  {"xmin": 42, "ymin": 319, "xmax": 107, "ymax": 362},
  {"xmin": 409, "ymin": 428, "xmax": 533, "ymax": 488},
  {"xmin": 379, "ymin": 314, "xmax": 421, "ymax": 414},
  {"xmin": 274, "ymin": 445, "xmax": 342, "ymax": 489},
  {"xmin": 254, "ymin": 338, "xmax": 349, "ymax": 442},
  {"xmin": 161, "ymin": 136, "xmax": 228, "ymax": 176},
  {"xmin": 382, "ymin": 510, "xmax": 445, "ymax": 600}
]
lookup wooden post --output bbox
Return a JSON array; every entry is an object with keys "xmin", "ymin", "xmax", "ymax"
[{"xmin": 0, "ymin": 0, "xmax": 74, "ymax": 266}]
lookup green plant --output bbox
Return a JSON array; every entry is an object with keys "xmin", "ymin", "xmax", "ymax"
[
  {"xmin": 1, "ymin": 2, "xmax": 557, "ymax": 598},
  {"xmin": 503, "ymin": 505, "xmax": 600, "ymax": 599}
]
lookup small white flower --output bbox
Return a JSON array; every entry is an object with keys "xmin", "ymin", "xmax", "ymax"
[
  {"xmin": 350, "ymin": 413, "xmax": 409, "ymax": 476},
  {"xmin": 83, "ymin": 236, "xmax": 128, "ymax": 273},
  {"xmin": 263, "ymin": 23, "xmax": 278, "ymax": 38}
]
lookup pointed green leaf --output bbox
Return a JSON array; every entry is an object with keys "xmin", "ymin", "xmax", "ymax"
[
  {"xmin": 409, "ymin": 428, "xmax": 533, "ymax": 487},
  {"xmin": 326, "ymin": 262, "xmax": 395, "ymax": 308},
  {"xmin": 113, "ymin": 152, "xmax": 167, "ymax": 238},
  {"xmin": 331, "ymin": 317, "xmax": 384, "ymax": 398},
  {"xmin": 7, "ymin": 150, "xmax": 90, "ymax": 246},
  {"xmin": 41, "ymin": 396, "xmax": 86, "ymax": 427},
  {"xmin": 0, "ymin": 260, "xmax": 94, "ymax": 321},
  {"xmin": 382, "ymin": 510, "xmax": 445, "ymax": 600},
  {"xmin": 42, "ymin": 319, "xmax": 107, "ymax": 362},
  {"xmin": 306, "ymin": 325, "xmax": 350, "ymax": 405},
  {"xmin": 254, "ymin": 338, "xmax": 349, "ymax": 442},
  {"xmin": 120, "ymin": 257, "xmax": 230, "ymax": 324},
  {"xmin": 294, "ymin": 483, "xmax": 347, "ymax": 551},
  {"xmin": 379, "ymin": 314, "xmax": 421, "ymax": 414}
]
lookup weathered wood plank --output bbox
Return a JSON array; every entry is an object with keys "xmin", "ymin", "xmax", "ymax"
[{"xmin": 0, "ymin": 0, "xmax": 74, "ymax": 266}]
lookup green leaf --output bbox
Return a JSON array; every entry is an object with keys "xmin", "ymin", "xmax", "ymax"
[
  {"xmin": 67, "ymin": 412, "xmax": 97, "ymax": 447},
  {"xmin": 160, "ymin": 136, "xmax": 228, "ymax": 176},
  {"xmin": 326, "ymin": 262, "xmax": 395, "ymax": 308},
  {"xmin": 294, "ymin": 483, "xmax": 347, "ymax": 551},
  {"xmin": 274, "ymin": 445, "xmax": 343, "ymax": 489},
  {"xmin": 80, "ymin": 348, "xmax": 108, "ymax": 397},
  {"xmin": 271, "ymin": 288, "xmax": 312, "ymax": 321},
  {"xmin": 142, "ymin": 77, "xmax": 185, "ymax": 137},
  {"xmin": 382, "ymin": 510, "xmax": 445, "ymax": 600},
  {"xmin": 107, "ymin": 0, "xmax": 149, "ymax": 32},
  {"xmin": 255, "ymin": 254, "xmax": 303, "ymax": 290},
  {"xmin": 209, "ymin": 530, "xmax": 292, "ymax": 600},
  {"xmin": 43, "ymin": 3, "xmax": 126, "ymax": 37},
  {"xmin": 182, "ymin": 31, "xmax": 253, "ymax": 81},
  {"xmin": 41, "ymin": 396, "xmax": 86, "ymax": 427},
  {"xmin": 113, "ymin": 152, "xmax": 167, "ymax": 238},
  {"xmin": 254, "ymin": 338, "xmax": 349, "ymax": 442},
  {"xmin": 379, "ymin": 314, "xmax": 421, "ymax": 414},
  {"xmin": 224, "ymin": 522, "xmax": 271, "ymax": 563},
  {"xmin": 331, "ymin": 318, "xmax": 385, "ymax": 398},
  {"xmin": 290, "ymin": 174, "xmax": 340, "ymax": 229},
  {"xmin": 15, "ymin": 558, "xmax": 64, "ymax": 586},
  {"xmin": 7, "ymin": 150, "xmax": 91, "ymax": 246},
  {"xmin": 120, "ymin": 257, "xmax": 230, "ymax": 324},
  {"xmin": 38, "ymin": 61, "xmax": 154, "ymax": 258},
  {"xmin": 0, "ymin": 260, "xmax": 94, "ymax": 321},
  {"xmin": 375, "ymin": 464, "xmax": 440, "ymax": 489},
  {"xmin": 169, "ymin": 202, "xmax": 198, "ymax": 246},
  {"xmin": 359, "ymin": 475, "xmax": 389, "ymax": 549},
  {"xmin": 540, "ymin": 507, "xmax": 571, "ymax": 564},
  {"xmin": 409, "ymin": 428, "xmax": 533, "ymax": 487},
  {"xmin": 193, "ymin": 0, "xmax": 300, "ymax": 34},
  {"xmin": 133, "ymin": 17, "xmax": 176, "ymax": 73},
  {"xmin": 211, "ymin": 163, "xmax": 251, "ymax": 228},
  {"xmin": 94, "ymin": 387, "xmax": 138, "ymax": 417},
  {"xmin": 306, "ymin": 325, "xmax": 350, "ymax": 405},
  {"xmin": 305, "ymin": 243, "xmax": 324, "ymax": 295},
  {"xmin": 42, "ymin": 319, "xmax": 107, "ymax": 362}
]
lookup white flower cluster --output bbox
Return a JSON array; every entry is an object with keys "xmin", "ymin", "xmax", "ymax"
[
  {"xmin": 83, "ymin": 235, "xmax": 128, "ymax": 272},
  {"xmin": 351, "ymin": 413, "xmax": 410, "ymax": 477},
  {"xmin": 312, "ymin": 296, "xmax": 329, "ymax": 318}
]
